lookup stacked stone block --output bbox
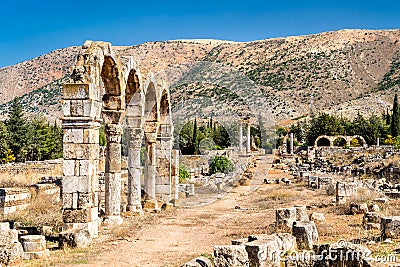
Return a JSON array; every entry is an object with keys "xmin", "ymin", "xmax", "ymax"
[
  {"xmin": 0, "ymin": 222, "xmax": 23, "ymax": 266},
  {"xmin": 62, "ymin": 83, "xmax": 102, "ymax": 237},
  {"xmin": 0, "ymin": 188, "xmax": 31, "ymax": 215},
  {"xmin": 19, "ymin": 235, "xmax": 49, "ymax": 260}
]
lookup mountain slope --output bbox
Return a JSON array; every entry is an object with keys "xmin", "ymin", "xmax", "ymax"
[{"xmin": 0, "ymin": 30, "xmax": 399, "ymax": 123}]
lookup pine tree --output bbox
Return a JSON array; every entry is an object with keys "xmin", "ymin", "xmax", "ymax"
[
  {"xmin": 6, "ymin": 98, "xmax": 28, "ymax": 162},
  {"xmin": 391, "ymin": 94, "xmax": 400, "ymax": 137}
]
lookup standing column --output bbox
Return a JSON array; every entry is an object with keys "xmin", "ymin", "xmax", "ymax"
[
  {"xmin": 239, "ymin": 121, "xmax": 243, "ymax": 153},
  {"xmin": 126, "ymin": 128, "xmax": 143, "ymax": 213},
  {"xmin": 377, "ymin": 137, "xmax": 380, "ymax": 147},
  {"xmin": 246, "ymin": 122, "xmax": 251, "ymax": 154},
  {"xmin": 145, "ymin": 136, "xmax": 157, "ymax": 200},
  {"xmin": 104, "ymin": 124, "xmax": 123, "ymax": 225},
  {"xmin": 290, "ymin": 133, "xmax": 294, "ymax": 154},
  {"xmin": 171, "ymin": 149, "xmax": 180, "ymax": 200},
  {"xmin": 61, "ymin": 83, "xmax": 101, "ymax": 238}
]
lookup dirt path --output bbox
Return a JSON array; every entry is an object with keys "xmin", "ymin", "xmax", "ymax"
[{"xmin": 73, "ymin": 154, "xmax": 275, "ymax": 267}]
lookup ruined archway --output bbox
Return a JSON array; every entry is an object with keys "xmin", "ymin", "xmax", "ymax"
[
  {"xmin": 61, "ymin": 41, "xmax": 175, "ymax": 236},
  {"xmin": 350, "ymin": 135, "xmax": 366, "ymax": 147},
  {"xmin": 333, "ymin": 136, "xmax": 347, "ymax": 147},
  {"xmin": 315, "ymin": 136, "xmax": 331, "ymax": 147}
]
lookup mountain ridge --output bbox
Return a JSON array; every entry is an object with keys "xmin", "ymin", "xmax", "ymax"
[{"xmin": 0, "ymin": 29, "xmax": 399, "ymax": 124}]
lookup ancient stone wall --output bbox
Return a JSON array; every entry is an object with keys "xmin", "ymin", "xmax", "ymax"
[{"xmin": 0, "ymin": 160, "xmax": 62, "ymax": 187}]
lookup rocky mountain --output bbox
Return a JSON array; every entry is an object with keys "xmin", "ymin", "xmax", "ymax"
[{"xmin": 0, "ymin": 29, "xmax": 399, "ymax": 124}]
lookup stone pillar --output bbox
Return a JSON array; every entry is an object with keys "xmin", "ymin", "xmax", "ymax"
[
  {"xmin": 377, "ymin": 137, "xmax": 380, "ymax": 147},
  {"xmin": 155, "ymin": 137, "xmax": 173, "ymax": 201},
  {"xmin": 246, "ymin": 122, "xmax": 251, "ymax": 154},
  {"xmin": 290, "ymin": 133, "xmax": 294, "ymax": 154},
  {"xmin": 126, "ymin": 128, "xmax": 143, "ymax": 213},
  {"xmin": 145, "ymin": 135, "xmax": 157, "ymax": 200},
  {"xmin": 61, "ymin": 83, "xmax": 102, "ymax": 237},
  {"xmin": 103, "ymin": 124, "xmax": 123, "ymax": 225},
  {"xmin": 172, "ymin": 149, "xmax": 180, "ymax": 200},
  {"xmin": 239, "ymin": 122, "xmax": 243, "ymax": 153}
]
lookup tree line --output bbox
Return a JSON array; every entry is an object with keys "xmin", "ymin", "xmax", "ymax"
[
  {"xmin": 286, "ymin": 94, "xmax": 400, "ymax": 147},
  {"xmin": 177, "ymin": 118, "xmax": 231, "ymax": 155},
  {"xmin": 0, "ymin": 98, "xmax": 62, "ymax": 163}
]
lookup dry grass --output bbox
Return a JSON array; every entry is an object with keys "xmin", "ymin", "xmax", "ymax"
[{"xmin": 0, "ymin": 195, "xmax": 62, "ymax": 231}]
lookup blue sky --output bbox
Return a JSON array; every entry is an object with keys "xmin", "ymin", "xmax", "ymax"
[{"xmin": 0, "ymin": 0, "xmax": 399, "ymax": 68}]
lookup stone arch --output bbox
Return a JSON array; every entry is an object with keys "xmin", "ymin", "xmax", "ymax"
[
  {"xmin": 332, "ymin": 135, "xmax": 348, "ymax": 147},
  {"xmin": 350, "ymin": 135, "xmax": 366, "ymax": 147},
  {"xmin": 314, "ymin": 135, "xmax": 332, "ymax": 147}
]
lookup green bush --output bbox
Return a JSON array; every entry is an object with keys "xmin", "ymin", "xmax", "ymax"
[
  {"xmin": 179, "ymin": 165, "xmax": 190, "ymax": 183},
  {"xmin": 209, "ymin": 156, "xmax": 234, "ymax": 174}
]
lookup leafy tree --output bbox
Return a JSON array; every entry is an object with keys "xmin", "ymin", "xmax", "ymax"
[
  {"xmin": 277, "ymin": 127, "xmax": 287, "ymax": 137},
  {"xmin": 0, "ymin": 122, "xmax": 11, "ymax": 163},
  {"xmin": 391, "ymin": 94, "xmax": 400, "ymax": 137},
  {"xmin": 209, "ymin": 156, "xmax": 234, "ymax": 174}
]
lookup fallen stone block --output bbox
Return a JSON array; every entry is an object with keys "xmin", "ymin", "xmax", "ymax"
[
  {"xmin": 276, "ymin": 207, "xmax": 297, "ymax": 231},
  {"xmin": 59, "ymin": 229, "xmax": 91, "ymax": 248},
  {"xmin": 245, "ymin": 239, "xmax": 280, "ymax": 267},
  {"xmin": 292, "ymin": 221, "xmax": 318, "ymax": 250},
  {"xmin": 182, "ymin": 256, "xmax": 212, "ymax": 267},
  {"xmin": 214, "ymin": 245, "xmax": 248, "ymax": 267},
  {"xmin": 310, "ymin": 212, "xmax": 326, "ymax": 222},
  {"xmin": 381, "ymin": 216, "xmax": 400, "ymax": 239}
]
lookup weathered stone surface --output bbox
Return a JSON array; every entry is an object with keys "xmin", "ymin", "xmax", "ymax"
[
  {"xmin": 276, "ymin": 207, "xmax": 297, "ymax": 231},
  {"xmin": 363, "ymin": 212, "xmax": 381, "ymax": 225},
  {"xmin": 22, "ymin": 249, "xmax": 50, "ymax": 260},
  {"xmin": 0, "ymin": 242, "xmax": 23, "ymax": 267},
  {"xmin": 231, "ymin": 238, "xmax": 248, "ymax": 245},
  {"xmin": 63, "ymin": 207, "xmax": 97, "ymax": 223},
  {"xmin": 182, "ymin": 256, "xmax": 212, "ymax": 267},
  {"xmin": 292, "ymin": 221, "xmax": 318, "ymax": 250},
  {"xmin": 294, "ymin": 205, "xmax": 308, "ymax": 221},
  {"xmin": 59, "ymin": 229, "xmax": 91, "ymax": 248},
  {"xmin": 370, "ymin": 203, "xmax": 380, "ymax": 212},
  {"xmin": 20, "ymin": 235, "xmax": 46, "ymax": 252},
  {"xmin": 274, "ymin": 233, "xmax": 296, "ymax": 252},
  {"xmin": 381, "ymin": 216, "xmax": 400, "ymax": 239},
  {"xmin": 245, "ymin": 239, "xmax": 280, "ymax": 267},
  {"xmin": 350, "ymin": 202, "xmax": 368, "ymax": 214},
  {"xmin": 310, "ymin": 212, "xmax": 326, "ymax": 221},
  {"xmin": 336, "ymin": 181, "xmax": 358, "ymax": 204},
  {"xmin": 214, "ymin": 245, "xmax": 248, "ymax": 267}
]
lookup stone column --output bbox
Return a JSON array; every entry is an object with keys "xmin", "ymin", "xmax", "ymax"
[
  {"xmin": 145, "ymin": 134, "xmax": 157, "ymax": 200},
  {"xmin": 126, "ymin": 128, "xmax": 143, "ymax": 213},
  {"xmin": 290, "ymin": 133, "xmax": 294, "ymax": 154},
  {"xmin": 246, "ymin": 122, "xmax": 251, "ymax": 154},
  {"xmin": 61, "ymin": 83, "xmax": 102, "ymax": 237},
  {"xmin": 377, "ymin": 137, "xmax": 380, "ymax": 147},
  {"xmin": 103, "ymin": 124, "xmax": 123, "ymax": 225},
  {"xmin": 155, "ymin": 135, "xmax": 173, "ymax": 202},
  {"xmin": 239, "ymin": 122, "xmax": 243, "ymax": 153},
  {"xmin": 172, "ymin": 149, "xmax": 180, "ymax": 200}
]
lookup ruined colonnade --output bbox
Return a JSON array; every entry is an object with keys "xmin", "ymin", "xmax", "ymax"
[{"xmin": 61, "ymin": 41, "xmax": 178, "ymax": 236}]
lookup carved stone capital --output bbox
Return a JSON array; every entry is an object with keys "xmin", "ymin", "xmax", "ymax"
[{"xmin": 105, "ymin": 124, "xmax": 123, "ymax": 143}]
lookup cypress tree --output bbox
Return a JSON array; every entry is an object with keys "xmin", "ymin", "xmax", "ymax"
[
  {"xmin": 391, "ymin": 94, "xmax": 400, "ymax": 137},
  {"xmin": 386, "ymin": 108, "xmax": 391, "ymax": 126},
  {"xmin": 192, "ymin": 118, "xmax": 198, "ymax": 154}
]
